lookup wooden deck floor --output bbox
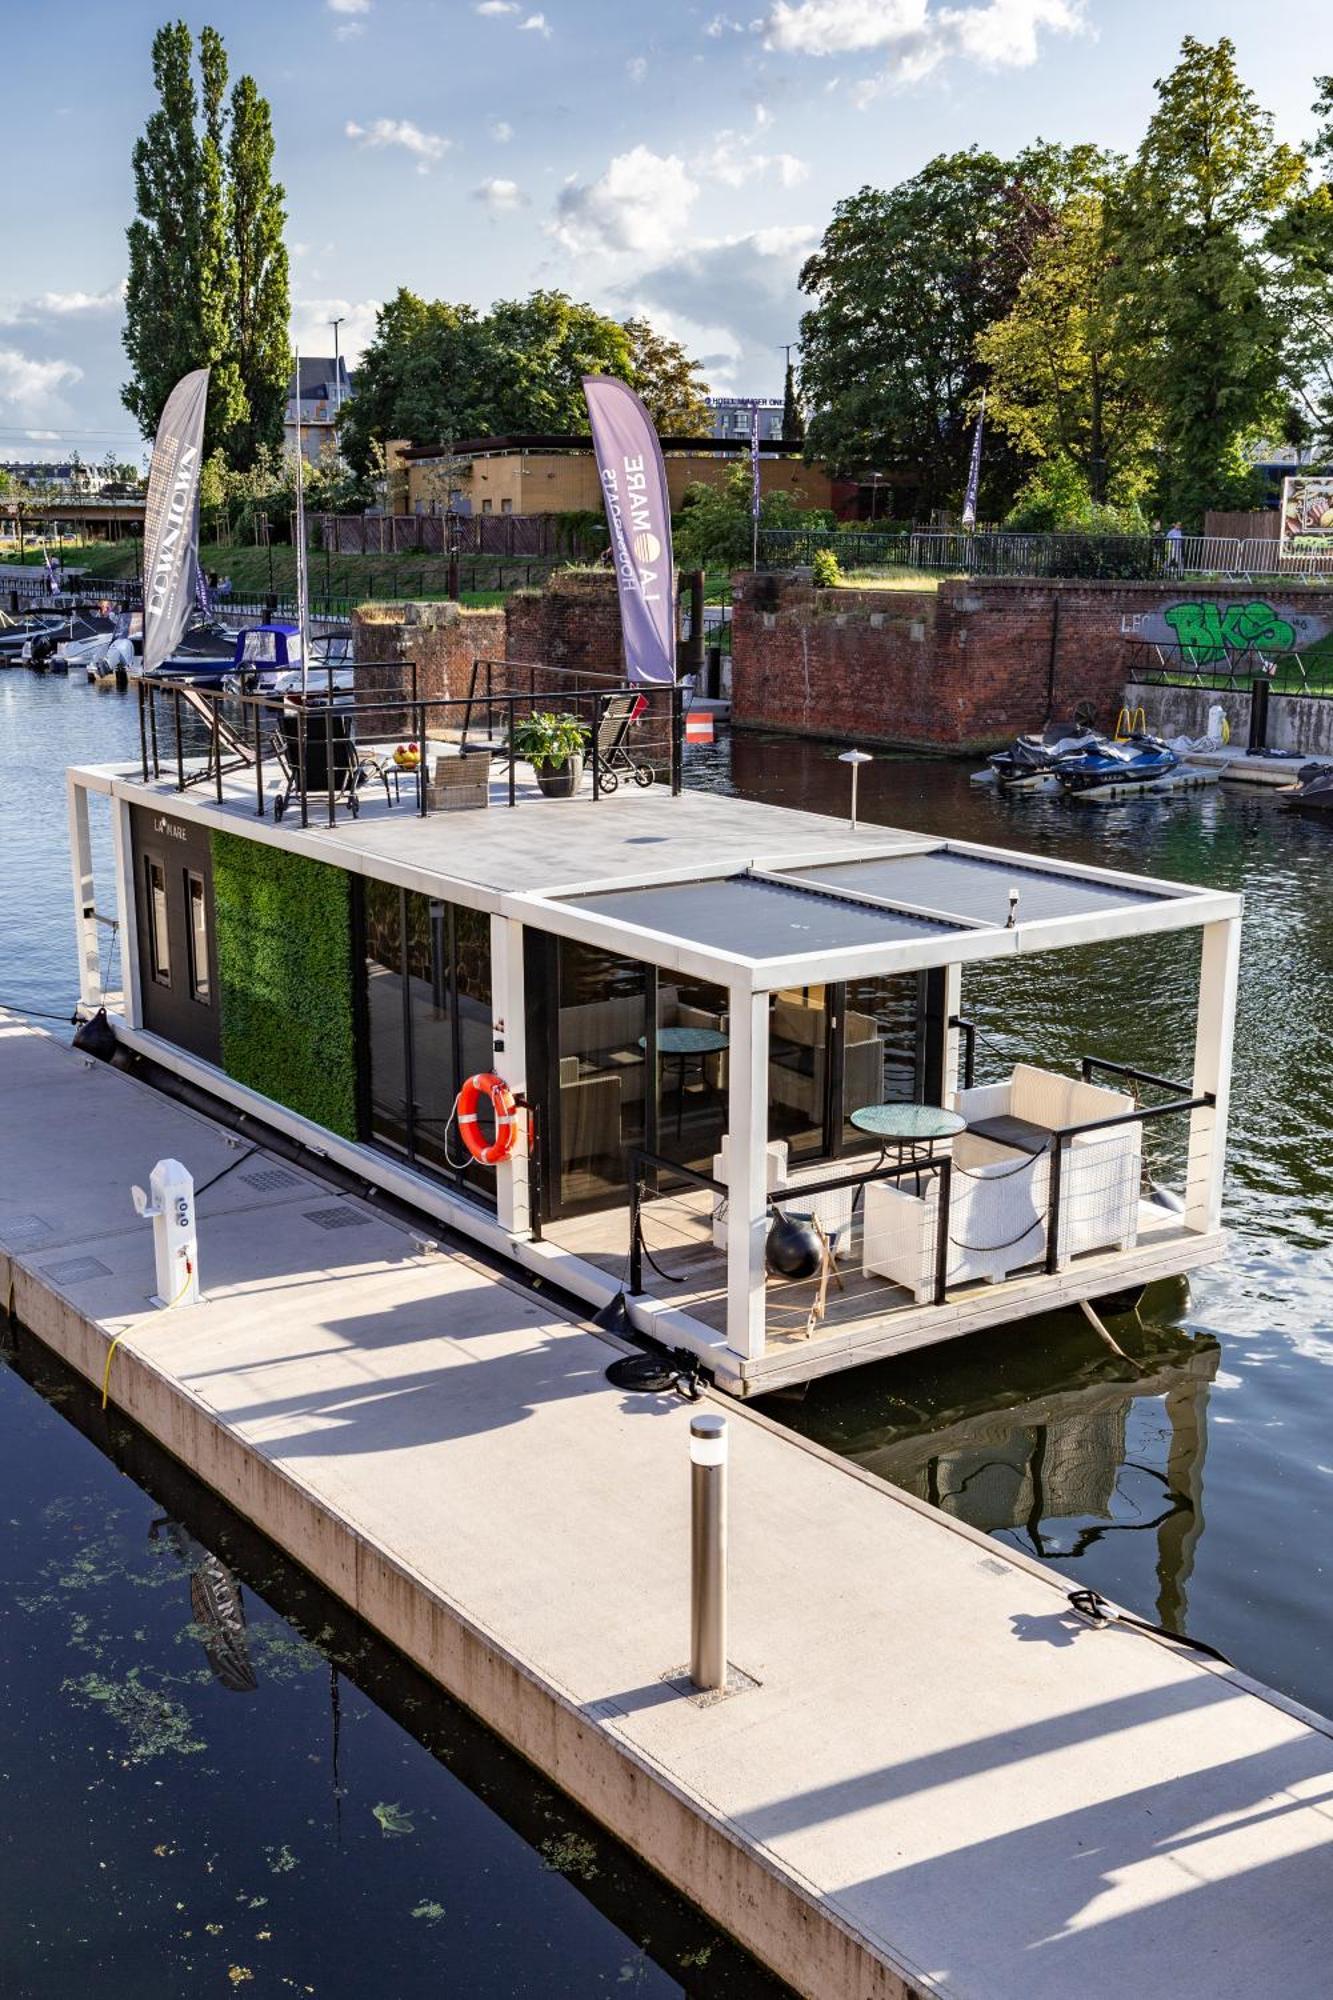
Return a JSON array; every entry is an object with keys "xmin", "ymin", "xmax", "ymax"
[{"xmin": 546, "ymin": 1186, "xmax": 1220, "ymax": 1393}]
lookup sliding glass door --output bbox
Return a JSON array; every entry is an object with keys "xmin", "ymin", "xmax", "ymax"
[{"xmin": 360, "ymin": 880, "xmax": 494, "ymax": 1201}]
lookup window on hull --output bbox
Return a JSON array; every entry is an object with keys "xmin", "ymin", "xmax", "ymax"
[
  {"xmin": 145, "ymin": 858, "xmax": 170, "ymax": 987},
  {"xmin": 185, "ymin": 871, "xmax": 210, "ymax": 1004}
]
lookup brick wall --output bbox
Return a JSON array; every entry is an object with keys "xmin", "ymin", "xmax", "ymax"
[
  {"xmin": 730, "ymin": 573, "xmax": 1333, "ymax": 753},
  {"xmin": 351, "ymin": 602, "xmax": 506, "ymax": 736},
  {"xmin": 504, "ymin": 568, "xmax": 623, "ymax": 688}
]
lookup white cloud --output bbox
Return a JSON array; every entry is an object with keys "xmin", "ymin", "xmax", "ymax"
[
  {"xmin": 327, "ymin": 0, "xmax": 370, "ymax": 11},
  {"xmin": 518, "ymin": 11, "xmax": 552, "ymax": 32},
  {"xmin": 697, "ymin": 129, "xmax": 808, "ymax": 188},
  {"xmin": 474, "ymin": 176, "xmax": 528, "ymax": 213},
  {"xmin": 628, "ymin": 224, "xmax": 819, "ymax": 363},
  {"xmin": 488, "ymin": 117, "xmax": 514, "ymax": 141},
  {"xmin": 627, "ymin": 55, "xmax": 648, "ymax": 83},
  {"xmin": 289, "ymin": 296, "xmax": 382, "ymax": 367},
  {"xmin": 475, "ymin": 1, "xmax": 518, "ymax": 11},
  {"xmin": 0, "ymin": 284, "xmax": 124, "ymax": 324},
  {"xmin": 552, "ymin": 146, "xmax": 699, "ymax": 258},
  {"xmin": 344, "ymin": 118, "xmax": 452, "ymax": 172},
  {"xmin": 704, "ymin": 13, "xmax": 746, "ymax": 34},
  {"xmin": 0, "ymin": 347, "xmax": 83, "ymax": 429},
  {"xmin": 762, "ymin": 0, "xmax": 1083, "ymax": 88},
  {"xmin": 335, "ymin": 21, "xmax": 366, "ymax": 39}
]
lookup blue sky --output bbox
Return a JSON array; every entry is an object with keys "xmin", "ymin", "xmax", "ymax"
[{"xmin": 0, "ymin": 0, "xmax": 1324, "ymax": 460}]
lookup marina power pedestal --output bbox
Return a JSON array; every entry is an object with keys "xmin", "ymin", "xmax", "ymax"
[{"xmin": 132, "ymin": 1158, "xmax": 200, "ymax": 1309}]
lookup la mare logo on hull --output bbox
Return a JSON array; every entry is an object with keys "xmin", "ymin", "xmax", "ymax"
[{"xmin": 152, "ymin": 816, "xmax": 188, "ymax": 842}]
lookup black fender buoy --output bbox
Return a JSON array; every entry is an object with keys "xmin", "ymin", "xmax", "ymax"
[
  {"xmin": 72, "ymin": 1007, "xmax": 117, "ymax": 1062},
  {"xmin": 765, "ymin": 1210, "xmax": 823, "ymax": 1280}
]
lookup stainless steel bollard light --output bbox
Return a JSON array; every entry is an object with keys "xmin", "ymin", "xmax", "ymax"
[{"xmin": 690, "ymin": 1411, "xmax": 729, "ymax": 1692}]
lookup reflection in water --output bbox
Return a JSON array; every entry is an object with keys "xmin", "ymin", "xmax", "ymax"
[
  {"xmin": 149, "ymin": 1517, "xmax": 258, "ymax": 1693},
  {"xmin": 853, "ymin": 1328, "xmax": 1217, "ymax": 1631}
]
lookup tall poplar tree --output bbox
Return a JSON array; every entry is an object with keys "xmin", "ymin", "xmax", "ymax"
[
  {"xmin": 227, "ymin": 73, "xmax": 291, "ymax": 465},
  {"xmin": 123, "ymin": 23, "xmax": 202, "ymax": 439},
  {"xmin": 123, "ymin": 21, "xmax": 288, "ymax": 467}
]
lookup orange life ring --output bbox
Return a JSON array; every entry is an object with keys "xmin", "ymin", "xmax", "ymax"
[{"xmin": 457, "ymin": 1072, "xmax": 519, "ymax": 1166}]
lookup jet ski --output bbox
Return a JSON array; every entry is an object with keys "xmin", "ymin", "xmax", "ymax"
[
  {"xmin": 1278, "ymin": 760, "xmax": 1333, "ymax": 815},
  {"xmin": 1055, "ymin": 731, "xmax": 1179, "ymax": 796},
  {"xmin": 989, "ymin": 724, "xmax": 1103, "ymax": 791}
]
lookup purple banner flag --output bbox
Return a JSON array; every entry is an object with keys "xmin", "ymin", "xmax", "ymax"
[
  {"xmin": 583, "ymin": 374, "xmax": 676, "ymax": 686},
  {"xmin": 751, "ymin": 409, "xmax": 761, "ymax": 519},
  {"xmin": 960, "ymin": 398, "xmax": 985, "ymax": 530},
  {"xmin": 142, "ymin": 367, "xmax": 209, "ymax": 675}
]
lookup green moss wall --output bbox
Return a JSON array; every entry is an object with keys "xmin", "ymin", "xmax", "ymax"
[{"xmin": 211, "ymin": 831, "xmax": 358, "ymax": 1140}]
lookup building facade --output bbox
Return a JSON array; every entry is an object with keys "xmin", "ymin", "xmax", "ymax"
[
  {"xmin": 285, "ymin": 356, "xmax": 354, "ymax": 466},
  {"xmin": 401, "ymin": 435, "xmax": 834, "ymax": 518}
]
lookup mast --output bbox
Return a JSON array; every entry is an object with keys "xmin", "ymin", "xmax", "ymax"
[{"xmin": 293, "ymin": 348, "xmax": 310, "ymax": 696}]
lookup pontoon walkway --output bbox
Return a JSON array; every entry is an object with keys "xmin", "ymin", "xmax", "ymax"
[{"xmin": 4, "ymin": 1016, "xmax": 1331, "ymax": 1999}]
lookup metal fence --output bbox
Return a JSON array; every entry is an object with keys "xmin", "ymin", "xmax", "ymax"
[
  {"xmin": 1124, "ymin": 638, "xmax": 1333, "ymax": 698},
  {"xmin": 758, "ymin": 526, "xmax": 1333, "ymax": 584}
]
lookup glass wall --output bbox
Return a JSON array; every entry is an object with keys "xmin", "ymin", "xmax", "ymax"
[
  {"xmin": 768, "ymin": 985, "xmax": 831, "ymax": 1161},
  {"xmin": 655, "ymin": 973, "xmax": 729, "ymax": 1175},
  {"xmin": 361, "ymin": 881, "xmax": 494, "ymax": 1201},
  {"xmin": 841, "ymin": 971, "xmax": 922, "ymax": 1149},
  {"xmin": 555, "ymin": 941, "xmax": 647, "ymax": 1210}
]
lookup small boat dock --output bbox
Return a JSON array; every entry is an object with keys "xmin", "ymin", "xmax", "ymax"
[{"xmin": 5, "ymin": 1014, "xmax": 1333, "ymax": 1999}]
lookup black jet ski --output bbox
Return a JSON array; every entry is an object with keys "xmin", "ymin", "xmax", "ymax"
[
  {"xmin": 1279, "ymin": 761, "xmax": 1333, "ymax": 814},
  {"xmin": 988, "ymin": 724, "xmax": 1103, "ymax": 791}
]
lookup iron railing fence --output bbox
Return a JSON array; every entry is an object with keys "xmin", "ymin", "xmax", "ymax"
[
  {"xmin": 4, "ymin": 556, "xmax": 565, "ymax": 617},
  {"xmin": 758, "ymin": 526, "xmax": 1333, "ymax": 585},
  {"xmin": 135, "ymin": 664, "xmax": 684, "ymax": 828},
  {"xmin": 1123, "ymin": 639, "xmax": 1333, "ymax": 699}
]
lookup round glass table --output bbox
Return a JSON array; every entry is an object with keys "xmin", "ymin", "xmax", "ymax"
[
  {"xmin": 639, "ymin": 1026, "xmax": 730, "ymax": 1137},
  {"xmin": 849, "ymin": 1102, "xmax": 966, "ymax": 1189}
]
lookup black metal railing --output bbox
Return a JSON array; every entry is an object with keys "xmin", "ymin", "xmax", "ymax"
[
  {"xmin": 1124, "ymin": 637, "xmax": 1333, "ymax": 700},
  {"xmin": 135, "ymin": 664, "xmax": 685, "ymax": 826}
]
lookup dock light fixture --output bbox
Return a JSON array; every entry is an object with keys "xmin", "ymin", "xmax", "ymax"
[
  {"xmin": 838, "ymin": 747, "xmax": 872, "ymax": 831},
  {"xmin": 1007, "ymin": 886, "xmax": 1020, "ymax": 929},
  {"xmin": 690, "ymin": 1412, "xmax": 729, "ymax": 1693}
]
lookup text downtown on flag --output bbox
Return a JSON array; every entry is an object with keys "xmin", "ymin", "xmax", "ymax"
[
  {"xmin": 582, "ymin": 374, "xmax": 676, "ymax": 687},
  {"xmin": 960, "ymin": 396, "xmax": 985, "ymax": 531},
  {"xmin": 141, "ymin": 367, "xmax": 210, "ymax": 676}
]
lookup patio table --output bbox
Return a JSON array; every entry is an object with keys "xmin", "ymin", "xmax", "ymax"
[
  {"xmin": 849, "ymin": 1102, "xmax": 965, "ymax": 1192},
  {"xmin": 640, "ymin": 1026, "xmax": 729, "ymax": 1138}
]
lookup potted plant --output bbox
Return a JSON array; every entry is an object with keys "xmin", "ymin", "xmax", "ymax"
[{"xmin": 511, "ymin": 710, "xmax": 590, "ymax": 799}]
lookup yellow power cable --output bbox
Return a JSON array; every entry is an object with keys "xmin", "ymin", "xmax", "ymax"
[{"xmin": 101, "ymin": 1257, "xmax": 195, "ymax": 1410}]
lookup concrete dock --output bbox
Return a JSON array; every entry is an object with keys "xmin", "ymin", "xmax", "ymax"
[{"xmin": 4, "ymin": 1014, "xmax": 1333, "ymax": 1999}]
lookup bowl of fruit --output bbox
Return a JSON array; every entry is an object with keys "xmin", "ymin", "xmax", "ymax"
[{"xmin": 393, "ymin": 741, "xmax": 422, "ymax": 770}]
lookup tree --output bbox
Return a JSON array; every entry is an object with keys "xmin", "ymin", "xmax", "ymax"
[
  {"xmin": 226, "ymin": 73, "xmax": 290, "ymax": 466},
  {"xmin": 337, "ymin": 288, "xmax": 693, "ymax": 475},
  {"xmin": 485, "ymin": 291, "xmax": 633, "ymax": 431},
  {"xmin": 977, "ymin": 163, "xmax": 1160, "ymax": 510},
  {"xmin": 781, "ymin": 356, "xmax": 804, "ymax": 443},
  {"xmin": 621, "ymin": 317, "xmax": 710, "ymax": 431},
  {"xmin": 1116, "ymin": 37, "xmax": 1303, "ymax": 522},
  {"xmin": 1270, "ymin": 76, "xmax": 1333, "ymax": 456},
  {"xmin": 673, "ymin": 463, "xmax": 831, "ymax": 570},
  {"xmin": 123, "ymin": 22, "xmax": 288, "ymax": 466},
  {"xmin": 123, "ymin": 23, "xmax": 205, "ymax": 440},
  {"xmin": 797, "ymin": 149, "xmax": 1061, "ymax": 517}
]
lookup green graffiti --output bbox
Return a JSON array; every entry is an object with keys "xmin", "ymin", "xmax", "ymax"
[{"xmin": 1163, "ymin": 599, "xmax": 1297, "ymax": 664}]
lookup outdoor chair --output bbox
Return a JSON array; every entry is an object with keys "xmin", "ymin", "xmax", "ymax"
[
  {"xmin": 955, "ymin": 1063, "xmax": 1142, "ymax": 1264},
  {"xmin": 270, "ymin": 707, "xmax": 394, "ymax": 822}
]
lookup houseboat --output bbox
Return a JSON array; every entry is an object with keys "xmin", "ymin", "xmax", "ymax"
[{"xmin": 64, "ymin": 671, "xmax": 1240, "ymax": 1396}]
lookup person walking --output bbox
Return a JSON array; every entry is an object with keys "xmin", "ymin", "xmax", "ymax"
[{"xmin": 1165, "ymin": 520, "xmax": 1184, "ymax": 574}]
